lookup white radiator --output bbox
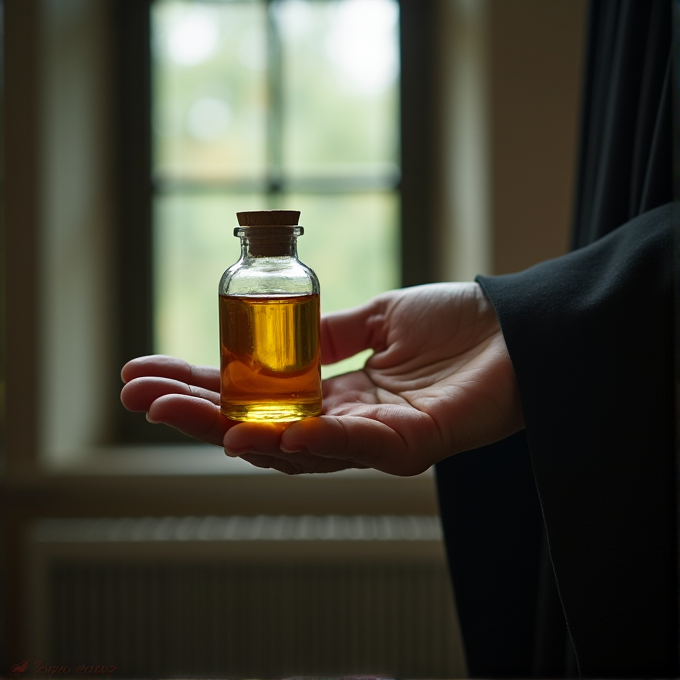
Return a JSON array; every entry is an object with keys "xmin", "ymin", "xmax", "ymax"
[{"xmin": 27, "ymin": 516, "xmax": 466, "ymax": 678}]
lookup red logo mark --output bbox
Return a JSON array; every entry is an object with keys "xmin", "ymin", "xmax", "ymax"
[{"xmin": 10, "ymin": 660, "xmax": 29, "ymax": 676}]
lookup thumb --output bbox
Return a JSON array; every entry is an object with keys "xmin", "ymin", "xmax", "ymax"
[{"xmin": 321, "ymin": 296, "xmax": 389, "ymax": 366}]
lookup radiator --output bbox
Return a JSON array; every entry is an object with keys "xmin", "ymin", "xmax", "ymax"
[{"xmin": 27, "ymin": 516, "xmax": 466, "ymax": 678}]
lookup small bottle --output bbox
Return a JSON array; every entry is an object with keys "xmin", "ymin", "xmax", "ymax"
[{"xmin": 218, "ymin": 210, "xmax": 322, "ymax": 422}]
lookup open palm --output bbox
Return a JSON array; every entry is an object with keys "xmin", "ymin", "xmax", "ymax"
[{"xmin": 121, "ymin": 282, "xmax": 523, "ymax": 476}]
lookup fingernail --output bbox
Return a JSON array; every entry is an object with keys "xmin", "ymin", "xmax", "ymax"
[{"xmin": 280, "ymin": 445, "xmax": 303, "ymax": 454}]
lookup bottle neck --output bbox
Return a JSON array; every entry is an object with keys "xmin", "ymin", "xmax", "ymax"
[{"xmin": 236, "ymin": 226, "xmax": 302, "ymax": 258}]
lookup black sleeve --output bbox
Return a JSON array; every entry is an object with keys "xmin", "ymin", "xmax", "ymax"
[{"xmin": 436, "ymin": 204, "xmax": 676, "ymax": 677}]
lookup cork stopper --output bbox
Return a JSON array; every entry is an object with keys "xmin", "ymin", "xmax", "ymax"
[
  {"xmin": 236, "ymin": 210, "xmax": 300, "ymax": 227},
  {"xmin": 235, "ymin": 210, "xmax": 302, "ymax": 257}
]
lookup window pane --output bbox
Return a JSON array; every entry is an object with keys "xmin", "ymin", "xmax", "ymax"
[
  {"xmin": 277, "ymin": 0, "xmax": 400, "ymax": 178},
  {"xmin": 154, "ymin": 193, "xmax": 267, "ymax": 366},
  {"xmin": 151, "ymin": 0, "xmax": 401, "ymax": 373},
  {"xmin": 152, "ymin": 0, "xmax": 267, "ymax": 182}
]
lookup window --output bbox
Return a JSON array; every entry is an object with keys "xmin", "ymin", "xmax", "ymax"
[
  {"xmin": 115, "ymin": 0, "xmax": 438, "ymax": 441},
  {"xmin": 151, "ymin": 0, "xmax": 400, "ymax": 370}
]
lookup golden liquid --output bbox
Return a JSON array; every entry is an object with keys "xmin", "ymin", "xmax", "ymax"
[{"xmin": 219, "ymin": 293, "xmax": 322, "ymax": 421}]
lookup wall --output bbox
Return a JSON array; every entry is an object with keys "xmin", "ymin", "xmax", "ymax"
[
  {"xmin": 434, "ymin": 0, "xmax": 587, "ymax": 280},
  {"xmin": 489, "ymin": 0, "xmax": 587, "ymax": 274}
]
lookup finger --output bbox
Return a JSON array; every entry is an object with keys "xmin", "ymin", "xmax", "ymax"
[
  {"xmin": 223, "ymin": 422, "xmax": 289, "ymax": 456},
  {"xmin": 147, "ymin": 394, "xmax": 232, "ymax": 446},
  {"xmin": 240, "ymin": 452, "xmax": 361, "ymax": 475},
  {"xmin": 238, "ymin": 453, "xmax": 300, "ymax": 475},
  {"xmin": 224, "ymin": 422, "xmax": 368, "ymax": 474},
  {"xmin": 121, "ymin": 355, "xmax": 220, "ymax": 392},
  {"xmin": 280, "ymin": 413, "xmax": 429, "ymax": 476},
  {"xmin": 121, "ymin": 377, "xmax": 219, "ymax": 412},
  {"xmin": 238, "ymin": 453, "xmax": 277, "ymax": 470},
  {"xmin": 321, "ymin": 297, "xmax": 389, "ymax": 365}
]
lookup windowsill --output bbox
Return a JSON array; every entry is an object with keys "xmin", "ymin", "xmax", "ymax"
[
  {"xmin": 40, "ymin": 444, "xmax": 415, "ymax": 478},
  {"xmin": 4, "ymin": 445, "xmax": 440, "ymax": 517},
  {"xmin": 42, "ymin": 444, "xmax": 289, "ymax": 476}
]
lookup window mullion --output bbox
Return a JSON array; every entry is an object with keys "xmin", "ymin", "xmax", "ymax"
[{"xmin": 266, "ymin": 0, "xmax": 284, "ymax": 202}]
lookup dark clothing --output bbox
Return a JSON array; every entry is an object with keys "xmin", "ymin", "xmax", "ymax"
[
  {"xmin": 435, "ymin": 1, "xmax": 676, "ymax": 676},
  {"xmin": 453, "ymin": 206, "xmax": 673, "ymax": 677}
]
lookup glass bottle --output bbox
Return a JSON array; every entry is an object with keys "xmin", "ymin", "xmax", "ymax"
[{"xmin": 218, "ymin": 210, "xmax": 322, "ymax": 422}]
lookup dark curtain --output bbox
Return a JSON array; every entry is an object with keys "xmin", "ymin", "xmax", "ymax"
[
  {"xmin": 436, "ymin": 1, "xmax": 675, "ymax": 677},
  {"xmin": 572, "ymin": 0, "xmax": 671, "ymax": 245}
]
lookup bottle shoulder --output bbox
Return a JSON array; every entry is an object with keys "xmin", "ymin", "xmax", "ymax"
[{"xmin": 219, "ymin": 257, "xmax": 320, "ymax": 296}]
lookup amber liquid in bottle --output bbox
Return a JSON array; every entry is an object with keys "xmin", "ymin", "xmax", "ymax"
[{"xmin": 219, "ymin": 292, "xmax": 322, "ymax": 421}]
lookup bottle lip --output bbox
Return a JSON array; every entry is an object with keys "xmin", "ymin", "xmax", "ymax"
[{"xmin": 234, "ymin": 225, "xmax": 304, "ymax": 237}]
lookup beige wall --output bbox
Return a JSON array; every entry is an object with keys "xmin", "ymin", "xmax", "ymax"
[
  {"xmin": 435, "ymin": 0, "xmax": 587, "ymax": 279},
  {"xmin": 489, "ymin": 0, "xmax": 587, "ymax": 274}
]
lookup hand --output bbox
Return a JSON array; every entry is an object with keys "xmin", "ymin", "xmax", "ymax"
[{"xmin": 120, "ymin": 282, "xmax": 523, "ymax": 476}]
